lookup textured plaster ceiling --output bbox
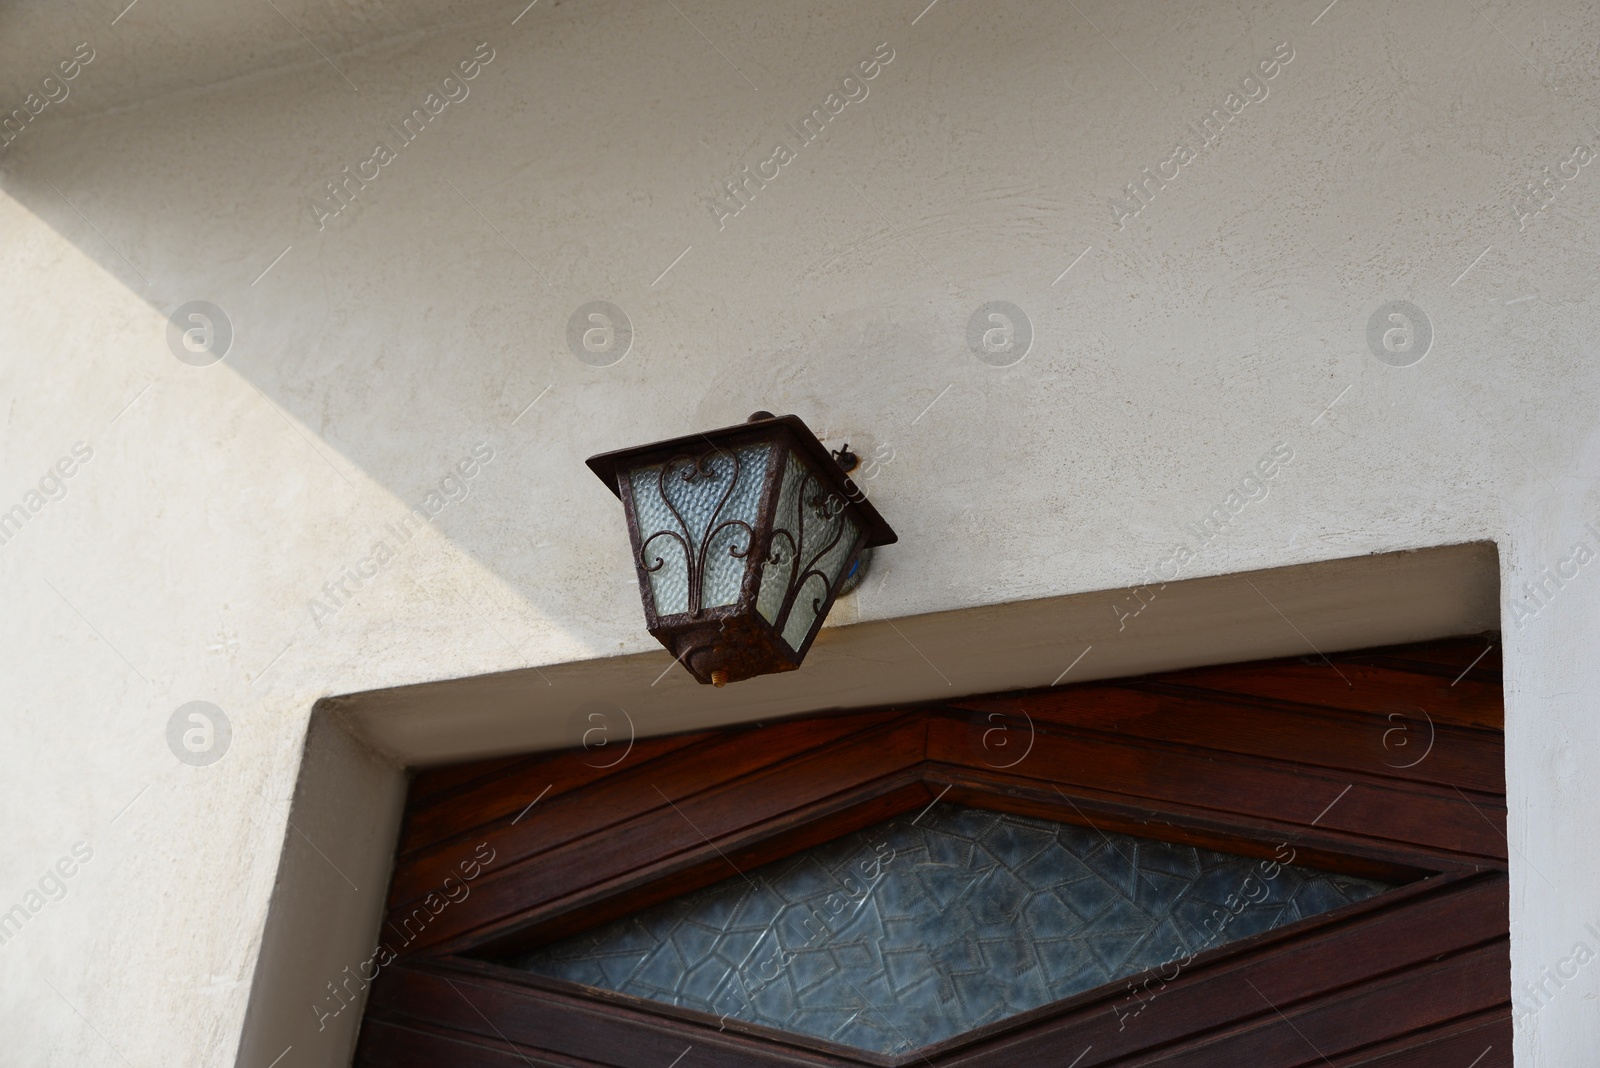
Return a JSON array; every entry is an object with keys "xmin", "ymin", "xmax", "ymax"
[{"xmin": 0, "ymin": 0, "xmax": 511, "ymax": 122}]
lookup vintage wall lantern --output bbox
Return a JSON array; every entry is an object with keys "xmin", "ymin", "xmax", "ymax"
[{"xmin": 587, "ymin": 412, "xmax": 897, "ymax": 687}]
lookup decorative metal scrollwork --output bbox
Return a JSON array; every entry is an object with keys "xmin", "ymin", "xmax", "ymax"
[
  {"xmin": 765, "ymin": 466, "xmax": 850, "ymax": 636},
  {"xmin": 638, "ymin": 450, "xmax": 754, "ymax": 618}
]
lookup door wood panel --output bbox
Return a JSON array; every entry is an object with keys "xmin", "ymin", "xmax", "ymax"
[
  {"xmin": 951, "ymin": 684, "xmax": 1504, "ymax": 793},
  {"xmin": 397, "ymin": 731, "xmax": 711, "ymax": 860},
  {"xmin": 389, "ymin": 711, "xmax": 902, "ymax": 911},
  {"xmin": 355, "ymin": 637, "xmax": 1509, "ymax": 1068},
  {"xmin": 922, "ymin": 715, "xmax": 1506, "ymax": 859},
  {"xmin": 399, "ymin": 715, "xmax": 928, "ymax": 954}
]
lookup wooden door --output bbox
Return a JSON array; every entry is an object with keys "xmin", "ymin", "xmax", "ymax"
[{"xmin": 353, "ymin": 637, "xmax": 1508, "ymax": 1067}]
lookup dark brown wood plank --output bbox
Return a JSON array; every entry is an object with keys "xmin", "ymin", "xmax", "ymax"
[
  {"xmin": 398, "ymin": 731, "xmax": 712, "ymax": 859},
  {"xmin": 356, "ymin": 1015, "xmax": 614, "ymax": 1067},
  {"xmin": 392, "ymin": 716, "xmax": 927, "ymax": 954},
  {"xmin": 1334, "ymin": 1009, "xmax": 1508, "ymax": 1067},
  {"xmin": 409, "ymin": 754, "xmax": 532, "ymax": 806},
  {"xmin": 947, "ymin": 686, "xmax": 1503, "ymax": 795},
  {"xmin": 1145, "ymin": 661, "xmax": 1503, "ymax": 731},
  {"xmin": 367, "ymin": 960, "xmax": 869, "ymax": 1068},
  {"xmin": 930, "ymin": 771, "xmax": 1453, "ymax": 882},
  {"xmin": 924, "ymin": 715, "xmax": 1507, "ymax": 861},
  {"xmin": 1336, "ymin": 635, "xmax": 1500, "ymax": 676},
  {"xmin": 1118, "ymin": 941, "xmax": 1508, "ymax": 1066},
  {"xmin": 389, "ymin": 711, "xmax": 903, "ymax": 910}
]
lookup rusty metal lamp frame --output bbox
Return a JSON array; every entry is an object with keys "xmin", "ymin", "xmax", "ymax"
[{"xmin": 587, "ymin": 412, "xmax": 897, "ymax": 687}]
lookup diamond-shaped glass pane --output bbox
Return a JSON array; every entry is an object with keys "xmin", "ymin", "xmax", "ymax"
[{"xmin": 497, "ymin": 804, "xmax": 1398, "ymax": 1054}]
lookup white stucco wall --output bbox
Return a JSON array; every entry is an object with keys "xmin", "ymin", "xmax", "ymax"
[{"xmin": 1, "ymin": 0, "xmax": 1595, "ymax": 1063}]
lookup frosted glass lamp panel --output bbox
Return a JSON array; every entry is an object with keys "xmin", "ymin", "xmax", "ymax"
[
  {"xmin": 755, "ymin": 451, "xmax": 806, "ymax": 627},
  {"xmin": 755, "ymin": 451, "xmax": 861, "ymax": 650},
  {"xmin": 628, "ymin": 443, "xmax": 772, "ymax": 617},
  {"xmin": 779, "ymin": 509, "xmax": 857, "ymax": 651}
]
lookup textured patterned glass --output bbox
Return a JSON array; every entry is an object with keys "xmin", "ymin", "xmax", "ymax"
[
  {"xmin": 627, "ymin": 443, "xmax": 772, "ymax": 616},
  {"xmin": 501, "ymin": 804, "xmax": 1395, "ymax": 1054},
  {"xmin": 754, "ymin": 451, "xmax": 860, "ymax": 650}
]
